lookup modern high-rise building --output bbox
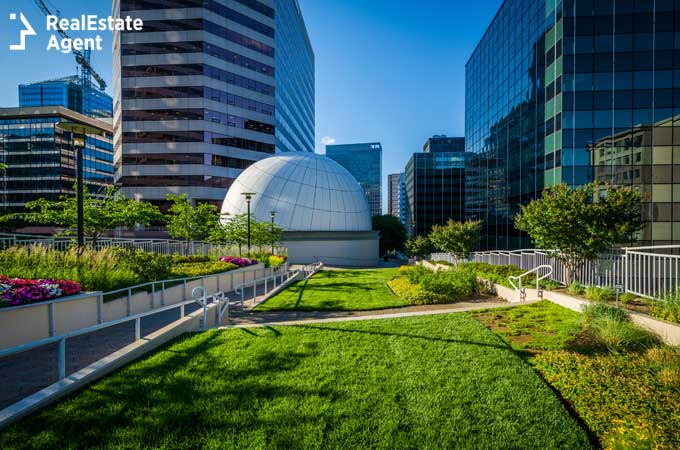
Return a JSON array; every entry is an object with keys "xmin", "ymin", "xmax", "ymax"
[
  {"xmin": 19, "ymin": 76, "xmax": 113, "ymax": 119},
  {"xmin": 387, "ymin": 173, "xmax": 402, "ymax": 218},
  {"xmin": 0, "ymin": 106, "xmax": 114, "ymax": 212},
  {"xmin": 403, "ymin": 136, "xmax": 466, "ymax": 237},
  {"xmin": 326, "ymin": 142, "xmax": 382, "ymax": 216},
  {"xmin": 112, "ymin": 0, "xmax": 314, "ymax": 209},
  {"xmin": 466, "ymin": 0, "xmax": 680, "ymax": 249}
]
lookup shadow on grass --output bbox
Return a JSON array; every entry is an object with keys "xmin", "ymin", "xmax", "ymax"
[
  {"xmin": 293, "ymin": 324, "xmax": 511, "ymax": 351},
  {"xmin": 1, "ymin": 331, "xmax": 340, "ymax": 450}
]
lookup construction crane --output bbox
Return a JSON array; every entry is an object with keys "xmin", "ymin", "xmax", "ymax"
[{"xmin": 32, "ymin": 0, "xmax": 107, "ymax": 115}]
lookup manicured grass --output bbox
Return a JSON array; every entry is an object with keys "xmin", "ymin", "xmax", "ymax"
[
  {"xmin": 472, "ymin": 301, "xmax": 680, "ymax": 450},
  {"xmin": 254, "ymin": 268, "xmax": 410, "ymax": 311},
  {"xmin": 0, "ymin": 314, "xmax": 591, "ymax": 450}
]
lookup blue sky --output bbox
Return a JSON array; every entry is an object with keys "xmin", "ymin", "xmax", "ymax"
[{"xmin": 0, "ymin": 0, "xmax": 502, "ymax": 208}]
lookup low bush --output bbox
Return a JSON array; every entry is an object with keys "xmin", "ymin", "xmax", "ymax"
[
  {"xmin": 218, "ymin": 256, "xmax": 258, "ymax": 267},
  {"xmin": 0, "ymin": 276, "xmax": 81, "ymax": 307},
  {"xmin": 173, "ymin": 255, "xmax": 212, "ymax": 264},
  {"xmin": 172, "ymin": 261, "xmax": 238, "ymax": 278},
  {"xmin": 619, "ymin": 292, "xmax": 637, "ymax": 304},
  {"xmin": 581, "ymin": 303, "xmax": 660, "ymax": 352},
  {"xmin": 650, "ymin": 290, "xmax": 680, "ymax": 324},
  {"xmin": 567, "ymin": 281, "xmax": 586, "ymax": 296},
  {"xmin": 419, "ymin": 266, "xmax": 476, "ymax": 300},
  {"xmin": 464, "ymin": 262, "xmax": 534, "ymax": 288},
  {"xmin": 116, "ymin": 249, "xmax": 175, "ymax": 282},
  {"xmin": 387, "ymin": 276, "xmax": 448, "ymax": 305},
  {"xmin": 399, "ymin": 265, "xmax": 432, "ymax": 285},
  {"xmin": 268, "ymin": 255, "xmax": 287, "ymax": 267},
  {"xmin": 540, "ymin": 279, "xmax": 561, "ymax": 291},
  {"xmin": 584, "ymin": 285, "xmax": 616, "ymax": 302}
]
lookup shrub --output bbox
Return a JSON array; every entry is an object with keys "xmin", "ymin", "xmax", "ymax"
[
  {"xmin": 419, "ymin": 266, "xmax": 476, "ymax": 300},
  {"xmin": 0, "ymin": 276, "xmax": 81, "ymax": 307},
  {"xmin": 399, "ymin": 265, "xmax": 432, "ymax": 285},
  {"xmin": 117, "ymin": 249, "xmax": 175, "ymax": 282},
  {"xmin": 388, "ymin": 271, "xmax": 452, "ymax": 305},
  {"xmin": 567, "ymin": 281, "xmax": 586, "ymax": 296},
  {"xmin": 172, "ymin": 261, "xmax": 238, "ymax": 278},
  {"xmin": 404, "ymin": 289, "xmax": 450, "ymax": 305},
  {"xmin": 218, "ymin": 256, "xmax": 258, "ymax": 267},
  {"xmin": 173, "ymin": 255, "xmax": 212, "ymax": 264},
  {"xmin": 650, "ymin": 290, "xmax": 680, "ymax": 324},
  {"xmin": 619, "ymin": 293, "xmax": 637, "ymax": 304},
  {"xmin": 268, "ymin": 255, "xmax": 287, "ymax": 268},
  {"xmin": 540, "ymin": 279, "xmax": 561, "ymax": 291},
  {"xmin": 584, "ymin": 285, "xmax": 616, "ymax": 302},
  {"xmin": 581, "ymin": 303, "xmax": 660, "ymax": 352}
]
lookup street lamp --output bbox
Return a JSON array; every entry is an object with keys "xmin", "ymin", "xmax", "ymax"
[
  {"xmin": 269, "ymin": 210, "xmax": 276, "ymax": 254},
  {"xmin": 241, "ymin": 192, "xmax": 256, "ymax": 254},
  {"xmin": 55, "ymin": 122, "xmax": 106, "ymax": 251}
]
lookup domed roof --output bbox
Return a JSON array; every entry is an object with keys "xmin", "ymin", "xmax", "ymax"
[{"xmin": 221, "ymin": 153, "xmax": 372, "ymax": 232}]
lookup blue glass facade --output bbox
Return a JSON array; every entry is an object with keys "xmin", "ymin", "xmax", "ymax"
[
  {"xmin": 466, "ymin": 0, "xmax": 680, "ymax": 249},
  {"xmin": 0, "ymin": 107, "xmax": 114, "ymax": 212},
  {"xmin": 275, "ymin": 0, "xmax": 315, "ymax": 153},
  {"xmin": 19, "ymin": 76, "xmax": 113, "ymax": 119},
  {"xmin": 326, "ymin": 143, "xmax": 383, "ymax": 216}
]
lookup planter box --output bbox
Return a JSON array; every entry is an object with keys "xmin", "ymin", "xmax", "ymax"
[{"xmin": 0, "ymin": 263, "xmax": 268, "ymax": 351}]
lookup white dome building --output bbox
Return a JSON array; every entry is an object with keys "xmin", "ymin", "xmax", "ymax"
[{"xmin": 222, "ymin": 153, "xmax": 379, "ymax": 266}]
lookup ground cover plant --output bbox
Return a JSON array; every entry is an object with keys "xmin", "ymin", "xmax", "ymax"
[
  {"xmin": 0, "ymin": 314, "xmax": 592, "ymax": 450},
  {"xmin": 254, "ymin": 268, "xmax": 410, "ymax": 311},
  {"xmin": 473, "ymin": 301, "xmax": 679, "ymax": 450},
  {"xmin": 650, "ymin": 289, "xmax": 680, "ymax": 324}
]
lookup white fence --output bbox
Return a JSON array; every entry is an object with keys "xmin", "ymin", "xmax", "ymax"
[
  {"xmin": 432, "ymin": 246, "xmax": 680, "ymax": 300},
  {"xmin": 0, "ymin": 232, "xmax": 285, "ymax": 256}
]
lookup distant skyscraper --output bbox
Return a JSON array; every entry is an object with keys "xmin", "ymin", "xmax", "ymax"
[
  {"xmin": 326, "ymin": 142, "xmax": 382, "ymax": 216},
  {"xmin": 19, "ymin": 76, "xmax": 113, "ymax": 119},
  {"xmin": 387, "ymin": 173, "xmax": 402, "ymax": 218},
  {"xmin": 404, "ymin": 136, "xmax": 466, "ymax": 237},
  {"xmin": 113, "ymin": 0, "xmax": 314, "ymax": 209},
  {"xmin": 0, "ymin": 106, "xmax": 113, "ymax": 212}
]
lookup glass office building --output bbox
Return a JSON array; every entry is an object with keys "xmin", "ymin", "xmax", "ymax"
[
  {"xmin": 404, "ymin": 136, "xmax": 466, "ymax": 237},
  {"xmin": 19, "ymin": 76, "xmax": 113, "ymax": 119},
  {"xmin": 113, "ymin": 0, "xmax": 314, "ymax": 209},
  {"xmin": 466, "ymin": 0, "xmax": 680, "ymax": 249},
  {"xmin": 326, "ymin": 142, "xmax": 383, "ymax": 216},
  {"xmin": 0, "ymin": 107, "xmax": 114, "ymax": 212},
  {"xmin": 387, "ymin": 173, "xmax": 402, "ymax": 218}
]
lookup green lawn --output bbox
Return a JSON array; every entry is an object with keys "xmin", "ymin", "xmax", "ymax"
[
  {"xmin": 254, "ymin": 268, "xmax": 411, "ymax": 312},
  {"xmin": 0, "ymin": 314, "xmax": 591, "ymax": 450}
]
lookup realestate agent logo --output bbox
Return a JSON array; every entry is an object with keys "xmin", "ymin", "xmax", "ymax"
[{"xmin": 9, "ymin": 13, "xmax": 37, "ymax": 51}]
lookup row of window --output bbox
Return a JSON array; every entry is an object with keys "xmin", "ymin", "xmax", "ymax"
[
  {"xmin": 122, "ymin": 108, "xmax": 274, "ymax": 134},
  {"xmin": 117, "ymin": 175, "xmax": 233, "ymax": 188},
  {"xmin": 563, "ymin": 14, "xmax": 679, "ymax": 36},
  {"xmin": 122, "ymin": 86, "xmax": 274, "ymax": 116},
  {"xmin": 122, "ymin": 0, "xmax": 273, "ymax": 37},
  {"xmin": 564, "ymin": 51, "xmax": 679, "ymax": 73},
  {"xmin": 122, "ymin": 41, "xmax": 274, "ymax": 76},
  {"xmin": 122, "ymin": 64, "xmax": 275, "ymax": 96},
  {"xmin": 121, "ymin": 131, "xmax": 275, "ymax": 153}
]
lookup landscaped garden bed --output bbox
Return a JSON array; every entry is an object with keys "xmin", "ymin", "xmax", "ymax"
[
  {"xmin": 0, "ymin": 276, "xmax": 81, "ymax": 307},
  {"xmin": 472, "ymin": 301, "xmax": 680, "ymax": 450},
  {"xmin": 0, "ymin": 314, "xmax": 592, "ymax": 449}
]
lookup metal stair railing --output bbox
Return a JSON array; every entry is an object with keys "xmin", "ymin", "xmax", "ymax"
[{"xmin": 508, "ymin": 265, "xmax": 553, "ymax": 303}]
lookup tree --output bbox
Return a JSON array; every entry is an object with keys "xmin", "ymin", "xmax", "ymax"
[
  {"xmin": 515, "ymin": 182, "xmax": 642, "ymax": 283},
  {"xmin": 372, "ymin": 215, "xmax": 407, "ymax": 256},
  {"xmin": 429, "ymin": 220, "xmax": 482, "ymax": 258},
  {"xmin": 166, "ymin": 194, "xmax": 219, "ymax": 251},
  {"xmin": 15, "ymin": 185, "xmax": 162, "ymax": 246},
  {"xmin": 210, "ymin": 213, "xmax": 283, "ymax": 255},
  {"xmin": 405, "ymin": 235, "xmax": 436, "ymax": 258},
  {"xmin": 0, "ymin": 163, "xmax": 6, "ymax": 170}
]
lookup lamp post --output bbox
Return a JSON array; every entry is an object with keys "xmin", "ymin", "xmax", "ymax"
[
  {"xmin": 241, "ymin": 192, "xmax": 256, "ymax": 255},
  {"xmin": 56, "ymin": 122, "xmax": 106, "ymax": 252},
  {"xmin": 270, "ymin": 210, "xmax": 276, "ymax": 254}
]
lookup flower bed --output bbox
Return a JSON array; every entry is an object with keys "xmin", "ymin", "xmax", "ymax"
[
  {"xmin": 218, "ymin": 256, "xmax": 258, "ymax": 267},
  {"xmin": 0, "ymin": 276, "xmax": 81, "ymax": 307}
]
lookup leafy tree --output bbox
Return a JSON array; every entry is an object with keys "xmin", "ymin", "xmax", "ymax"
[
  {"xmin": 515, "ymin": 182, "xmax": 642, "ymax": 283},
  {"xmin": 428, "ymin": 220, "xmax": 482, "ymax": 258},
  {"xmin": 166, "ymin": 194, "xmax": 219, "ymax": 252},
  {"xmin": 0, "ymin": 163, "xmax": 6, "ymax": 170},
  {"xmin": 210, "ymin": 213, "xmax": 283, "ymax": 255},
  {"xmin": 13, "ymin": 185, "xmax": 162, "ymax": 246},
  {"xmin": 372, "ymin": 215, "xmax": 407, "ymax": 256},
  {"xmin": 405, "ymin": 235, "xmax": 436, "ymax": 258}
]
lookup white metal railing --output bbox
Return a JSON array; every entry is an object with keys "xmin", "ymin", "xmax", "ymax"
[
  {"xmin": 0, "ymin": 232, "xmax": 286, "ymax": 256},
  {"xmin": 0, "ymin": 297, "xmax": 204, "ymax": 382},
  {"xmin": 431, "ymin": 246, "xmax": 680, "ymax": 300},
  {"xmin": 508, "ymin": 265, "xmax": 553, "ymax": 302}
]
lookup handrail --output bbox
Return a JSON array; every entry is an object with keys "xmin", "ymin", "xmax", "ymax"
[{"xmin": 508, "ymin": 265, "xmax": 553, "ymax": 302}]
